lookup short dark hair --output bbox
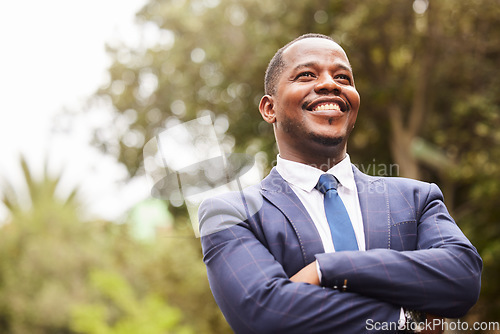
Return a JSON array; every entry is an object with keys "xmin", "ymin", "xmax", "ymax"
[{"xmin": 264, "ymin": 33, "xmax": 336, "ymax": 96}]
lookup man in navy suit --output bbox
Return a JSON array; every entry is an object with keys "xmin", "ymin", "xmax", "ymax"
[{"xmin": 198, "ymin": 33, "xmax": 482, "ymax": 333}]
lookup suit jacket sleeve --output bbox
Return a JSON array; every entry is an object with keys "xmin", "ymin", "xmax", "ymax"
[
  {"xmin": 316, "ymin": 181, "xmax": 482, "ymax": 318},
  {"xmin": 199, "ymin": 193, "xmax": 401, "ymax": 334}
]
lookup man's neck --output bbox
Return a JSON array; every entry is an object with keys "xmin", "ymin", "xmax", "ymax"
[{"xmin": 279, "ymin": 151, "xmax": 347, "ymax": 172}]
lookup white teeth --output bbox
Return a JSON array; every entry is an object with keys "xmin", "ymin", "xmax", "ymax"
[{"xmin": 313, "ymin": 103, "xmax": 341, "ymax": 112}]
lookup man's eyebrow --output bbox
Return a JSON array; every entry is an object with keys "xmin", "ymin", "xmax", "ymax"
[
  {"xmin": 293, "ymin": 62, "xmax": 318, "ymax": 70},
  {"xmin": 292, "ymin": 61, "xmax": 353, "ymax": 72}
]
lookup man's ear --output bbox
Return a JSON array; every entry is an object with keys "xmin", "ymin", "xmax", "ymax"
[{"xmin": 259, "ymin": 95, "xmax": 276, "ymax": 124}]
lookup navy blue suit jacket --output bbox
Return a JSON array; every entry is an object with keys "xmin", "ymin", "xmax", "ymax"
[{"xmin": 199, "ymin": 166, "xmax": 482, "ymax": 333}]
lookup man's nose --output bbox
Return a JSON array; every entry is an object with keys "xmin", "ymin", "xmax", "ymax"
[{"xmin": 314, "ymin": 74, "xmax": 341, "ymax": 94}]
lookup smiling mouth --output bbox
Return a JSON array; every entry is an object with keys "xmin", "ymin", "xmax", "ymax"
[
  {"xmin": 305, "ymin": 99, "xmax": 348, "ymax": 114},
  {"xmin": 312, "ymin": 102, "xmax": 341, "ymax": 112}
]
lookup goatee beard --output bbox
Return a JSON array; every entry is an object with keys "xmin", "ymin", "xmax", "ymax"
[
  {"xmin": 281, "ymin": 117, "xmax": 344, "ymax": 146},
  {"xmin": 308, "ymin": 132, "xmax": 343, "ymax": 146}
]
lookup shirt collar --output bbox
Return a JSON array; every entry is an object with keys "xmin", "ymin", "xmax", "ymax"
[{"xmin": 276, "ymin": 154, "xmax": 356, "ymax": 193}]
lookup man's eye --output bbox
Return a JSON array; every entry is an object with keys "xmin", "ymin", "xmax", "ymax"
[
  {"xmin": 296, "ymin": 72, "xmax": 315, "ymax": 79},
  {"xmin": 335, "ymin": 74, "xmax": 351, "ymax": 84}
]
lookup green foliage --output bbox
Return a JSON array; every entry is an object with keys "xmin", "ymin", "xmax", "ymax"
[
  {"xmin": 92, "ymin": 0, "xmax": 500, "ymax": 179},
  {"xmin": 0, "ymin": 158, "xmax": 228, "ymax": 333},
  {"xmin": 1, "ymin": 155, "xmax": 79, "ymax": 221},
  {"xmin": 70, "ymin": 270, "xmax": 193, "ymax": 334}
]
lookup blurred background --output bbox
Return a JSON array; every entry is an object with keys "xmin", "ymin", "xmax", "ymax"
[{"xmin": 1, "ymin": 0, "xmax": 499, "ymax": 333}]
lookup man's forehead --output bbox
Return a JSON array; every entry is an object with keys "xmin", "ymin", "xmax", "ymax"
[{"xmin": 282, "ymin": 38, "xmax": 349, "ymax": 68}]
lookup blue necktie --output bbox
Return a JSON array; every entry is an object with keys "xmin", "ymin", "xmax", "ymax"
[{"xmin": 316, "ymin": 174, "xmax": 358, "ymax": 251}]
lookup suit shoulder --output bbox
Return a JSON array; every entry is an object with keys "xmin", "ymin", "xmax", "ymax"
[
  {"xmin": 353, "ymin": 166, "xmax": 443, "ymax": 201},
  {"xmin": 383, "ymin": 175, "xmax": 431, "ymax": 189},
  {"xmin": 384, "ymin": 176, "xmax": 441, "ymax": 193},
  {"xmin": 376, "ymin": 176, "xmax": 445, "ymax": 206},
  {"xmin": 354, "ymin": 166, "xmax": 433, "ymax": 190},
  {"xmin": 198, "ymin": 183, "xmax": 264, "ymax": 236},
  {"xmin": 199, "ymin": 183, "xmax": 262, "ymax": 210}
]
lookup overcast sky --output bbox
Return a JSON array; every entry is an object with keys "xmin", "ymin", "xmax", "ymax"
[{"xmin": 0, "ymin": 0, "xmax": 149, "ymax": 220}]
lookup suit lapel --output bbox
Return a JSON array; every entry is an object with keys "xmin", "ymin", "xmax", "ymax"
[
  {"xmin": 260, "ymin": 168, "xmax": 324, "ymax": 264},
  {"xmin": 353, "ymin": 167, "xmax": 391, "ymax": 250},
  {"xmin": 258, "ymin": 167, "xmax": 391, "ymax": 261}
]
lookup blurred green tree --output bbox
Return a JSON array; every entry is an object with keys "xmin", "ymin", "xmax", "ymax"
[
  {"xmin": 0, "ymin": 156, "xmax": 91, "ymax": 333},
  {"xmin": 0, "ymin": 157, "xmax": 227, "ymax": 333},
  {"xmin": 70, "ymin": 269, "xmax": 193, "ymax": 334},
  {"xmin": 88, "ymin": 0, "xmax": 500, "ymax": 324}
]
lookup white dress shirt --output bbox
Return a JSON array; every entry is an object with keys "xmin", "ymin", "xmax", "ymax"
[{"xmin": 276, "ymin": 154, "xmax": 365, "ymax": 252}]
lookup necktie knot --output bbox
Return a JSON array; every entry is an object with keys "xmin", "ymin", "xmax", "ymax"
[{"xmin": 316, "ymin": 174, "xmax": 339, "ymax": 194}]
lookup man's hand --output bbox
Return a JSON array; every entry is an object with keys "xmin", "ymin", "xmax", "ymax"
[{"xmin": 290, "ymin": 261, "xmax": 320, "ymax": 285}]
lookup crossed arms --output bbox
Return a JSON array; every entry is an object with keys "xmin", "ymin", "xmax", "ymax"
[{"xmin": 199, "ymin": 181, "xmax": 482, "ymax": 333}]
